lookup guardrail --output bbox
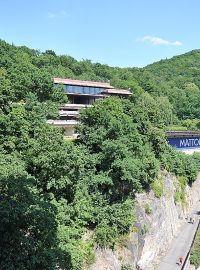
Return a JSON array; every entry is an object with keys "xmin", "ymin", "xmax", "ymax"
[{"xmin": 182, "ymin": 219, "xmax": 200, "ymax": 269}]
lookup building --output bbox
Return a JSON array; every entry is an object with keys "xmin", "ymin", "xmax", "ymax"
[
  {"xmin": 167, "ymin": 131, "xmax": 200, "ymax": 154},
  {"xmin": 47, "ymin": 78, "xmax": 132, "ymax": 138}
]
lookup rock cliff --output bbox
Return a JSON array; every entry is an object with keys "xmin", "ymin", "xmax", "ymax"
[{"xmin": 89, "ymin": 171, "xmax": 200, "ymax": 270}]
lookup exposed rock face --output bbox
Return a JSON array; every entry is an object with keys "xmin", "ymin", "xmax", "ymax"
[{"xmin": 89, "ymin": 172, "xmax": 200, "ymax": 270}]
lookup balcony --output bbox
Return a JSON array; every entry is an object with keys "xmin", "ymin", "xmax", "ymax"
[{"xmin": 47, "ymin": 119, "xmax": 79, "ymax": 127}]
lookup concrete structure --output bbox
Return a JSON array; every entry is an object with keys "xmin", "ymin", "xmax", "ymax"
[
  {"xmin": 167, "ymin": 131, "xmax": 200, "ymax": 154},
  {"xmin": 50, "ymin": 78, "xmax": 132, "ymax": 138}
]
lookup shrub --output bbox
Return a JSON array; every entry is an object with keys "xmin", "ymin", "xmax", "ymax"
[
  {"xmin": 144, "ymin": 203, "xmax": 153, "ymax": 215},
  {"xmin": 121, "ymin": 264, "xmax": 132, "ymax": 270},
  {"xmin": 174, "ymin": 176, "xmax": 187, "ymax": 206},
  {"xmin": 94, "ymin": 226, "xmax": 118, "ymax": 249},
  {"xmin": 141, "ymin": 224, "xmax": 149, "ymax": 235},
  {"xmin": 151, "ymin": 176, "xmax": 164, "ymax": 198}
]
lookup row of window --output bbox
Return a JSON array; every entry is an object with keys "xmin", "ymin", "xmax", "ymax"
[{"xmin": 64, "ymin": 85, "xmax": 104, "ymax": 95}]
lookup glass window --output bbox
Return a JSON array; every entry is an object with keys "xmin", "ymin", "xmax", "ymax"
[
  {"xmin": 73, "ymin": 86, "xmax": 78, "ymax": 93},
  {"xmin": 58, "ymin": 84, "xmax": 105, "ymax": 95},
  {"xmin": 77, "ymin": 86, "xmax": 83, "ymax": 93},
  {"xmin": 73, "ymin": 86, "xmax": 77, "ymax": 93},
  {"xmin": 89, "ymin": 87, "xmax": 94, "ymax": 94},
  {"xmin": 67, "ymin": 85, "xmax": 73, "ymax": 92},
  {"xmin": 63, "ymin": 85, "xmax": 67, "ymax": 92},
  {"xmin": 96, "ymin": 87, "xmax": 101, "ymax": 94},
  {"xmin": 84, "ymin": 87, "xmax": 90, "ymax": 94}
]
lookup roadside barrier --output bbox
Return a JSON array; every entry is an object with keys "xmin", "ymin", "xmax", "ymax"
[{"xmin": 182, "ymin": 218, "xmax": 200, "ymax": 270}]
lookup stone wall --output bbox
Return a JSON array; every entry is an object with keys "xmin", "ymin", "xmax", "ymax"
[{"xmin": 89, "ymin": 172, "xmax": 200, "ymax": 270}]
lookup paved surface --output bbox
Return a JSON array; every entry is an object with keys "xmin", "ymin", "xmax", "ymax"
[{"xmin": 156, "ymin": 203, "xmax": 200, "ymax": 270}]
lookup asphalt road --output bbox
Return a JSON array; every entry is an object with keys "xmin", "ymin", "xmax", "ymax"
[{"xmin": 156, "ymin": 204, "xmax": 200, "ymax": 270}]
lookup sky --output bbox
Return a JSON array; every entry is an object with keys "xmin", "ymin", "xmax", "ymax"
[{"xmin": 0, "ymin": 0, "xmax": 200, "ymax": 67}]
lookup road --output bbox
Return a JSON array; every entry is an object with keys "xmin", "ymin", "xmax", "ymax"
[{"xmin": 156, "ymin": 204, "xmax": 200, "ymax": 270}]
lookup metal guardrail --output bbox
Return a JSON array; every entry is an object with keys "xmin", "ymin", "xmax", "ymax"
[{"xmin": 182, "ymin": 219, "xmax": 200, "ymax": 269}]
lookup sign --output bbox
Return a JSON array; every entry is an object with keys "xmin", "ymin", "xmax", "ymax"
[{"xmin": 168, "ymin": 136, "xmax": 200, "ymax": 149}]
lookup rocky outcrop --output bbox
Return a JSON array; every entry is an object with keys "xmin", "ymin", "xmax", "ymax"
[{"xmin": 89, "ymin": 172, "xmax": 200, "ymax": 270}]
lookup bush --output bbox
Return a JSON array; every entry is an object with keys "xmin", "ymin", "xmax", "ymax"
[
  {"xmin": 141, "ymin": 224, "xmax": 149, "ymax": 235},
  {"xmin": 151, "ymin": 176, "xmax": 164, "ymax": 198},
  {"xmin": 121, "ymin": 264, "xmax": 132, "ymax": 270},
  {"xmin": 94, "ymin": 226, "xmax": 118, "ymax": 249},
  {"xmin": 144, "ymin": 203, "xmax": 153, "ymax": 215},
  {"xmin": 174, "ymin": 176, "xmax": 187, "ymax": 206}
]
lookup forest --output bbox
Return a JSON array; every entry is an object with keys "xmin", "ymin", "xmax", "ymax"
[{"xmin": 1, "ymin": 39, "xmax": 200, "ymax": 269}]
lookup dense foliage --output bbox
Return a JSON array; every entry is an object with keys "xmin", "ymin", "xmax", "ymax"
[
  {"xmin": 1, "ymin": 39, "xmax": 200, "ymax": 269},
  {"xmin": 140, "ymin": 50, "xmax": 200, "ymax": 121}
]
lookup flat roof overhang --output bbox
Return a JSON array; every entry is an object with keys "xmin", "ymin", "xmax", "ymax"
[
  {"xmin": 54, "ymin": 77, "xmax": 114, "ymax": 89},
  {"xmin": 101, "ymin": 89, "xmax": 132, "ymax": 95}
]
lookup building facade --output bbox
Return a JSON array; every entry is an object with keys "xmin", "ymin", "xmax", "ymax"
[{"xmin": 47, "ymin": 78, "xmax": 132, "ymax": 138}]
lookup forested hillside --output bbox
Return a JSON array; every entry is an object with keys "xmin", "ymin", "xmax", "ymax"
[
  {"xmin": 1, "ymin": 39, "xmax": 200, "ymax": 269},
  {"xmin": 1, "ymin": 39, "xmax": 200, "ymax": 122},
  {"xmin": 141, "ymin": 50, "xmax": 200, "ymax": 120}
]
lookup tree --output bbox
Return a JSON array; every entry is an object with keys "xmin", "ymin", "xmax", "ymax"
[
  {"xmin": 0, "ymin": 68, "xmax": 14, "ymax": 110},
  {"xmin": 0, "ymin": 153, "xmax": 64, "ymax": 270}
]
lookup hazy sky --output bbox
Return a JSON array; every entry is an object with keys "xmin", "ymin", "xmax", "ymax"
[{"xmin": 0, "ymin": 0, "xmax": 199, "ymax": 67}]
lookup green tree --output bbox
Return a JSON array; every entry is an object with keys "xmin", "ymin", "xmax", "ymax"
[{"xmin": 0, "ymin": 153, "xmax": 66, "ymax": 270}]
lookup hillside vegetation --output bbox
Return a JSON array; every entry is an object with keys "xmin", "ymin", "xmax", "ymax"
[
  {"xmin": 141, "ymin": 50, "xmax": 200, "ymax": 121},
  {"xmin": 1, "ymin": 39, "xmax": 200, "ymax": 269}
]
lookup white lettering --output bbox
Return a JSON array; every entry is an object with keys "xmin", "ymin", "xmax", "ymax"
[
  {"xmin": 180, "ymin": 138, "xmax": 200, "ymax": 148},
  {"xmin": 180, "ymin": 139, "xmax": 186, "ymax": 147},
  {"xmin": 194, "ymin": 139, "xmax": 199, "ymax": 146},
  {"xmin": 190, "ymin": 139, "xmax": 194, "ymax": 146}
]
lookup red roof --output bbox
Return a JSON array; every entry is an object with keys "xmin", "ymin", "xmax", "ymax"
[
  {"xmin": 101, "ymin": 88, "xmax": 132, "ymax": 95},
  {"xmin": 54, "ymin": 77, "xmax": 114, "ymax": 89}
]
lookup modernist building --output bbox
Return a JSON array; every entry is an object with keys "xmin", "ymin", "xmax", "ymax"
[{"xmin": 47, "ymin": 78, "xmax": 132, "ymax": 138}]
